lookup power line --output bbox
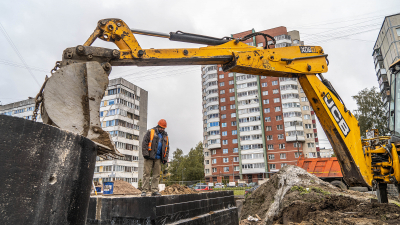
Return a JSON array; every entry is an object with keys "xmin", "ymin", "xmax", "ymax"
[
  {"xmin": 0, "ymin": 59, "xmax": 48, "ymax": 73},
  {"xmin": 0, "ymin": 23, "xmax": 41, "ymax": 87}
]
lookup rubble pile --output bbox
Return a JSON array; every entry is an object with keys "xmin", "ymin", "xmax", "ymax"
[
  {"xmin": 161, "ymin": 184, "xmax": 197, "ymax": 195},
  {"xmin": 111, "ymin": 180, "xmax": 141, "ymax": 195},
  {"xmin": 240, "ymin": 165, "xmax": 400, "ymax": 225}
]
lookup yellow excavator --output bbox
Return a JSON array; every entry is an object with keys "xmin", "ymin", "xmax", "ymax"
[{"xmin": 37, "ymin": 18, "xmax": 400, "ymax": 203}]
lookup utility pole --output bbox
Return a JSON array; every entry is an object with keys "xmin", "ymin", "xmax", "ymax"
[{"xmin": 294, "ymin": 120, "xmax": 300, "ymax": 156}]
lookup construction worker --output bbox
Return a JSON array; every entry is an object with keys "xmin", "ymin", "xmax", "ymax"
[{"xmin": 141, "ymin": 119, "xmax": 169, "ymax": 196}]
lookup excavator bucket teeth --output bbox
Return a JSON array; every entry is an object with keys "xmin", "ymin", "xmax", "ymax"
[{"xmin": 42, "ymin": 61, "xmax": 118, "ymax": 156}]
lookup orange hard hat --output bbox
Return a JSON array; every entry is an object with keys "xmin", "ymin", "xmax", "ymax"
[{"xmin": 158, "ymin": 119, "xmax": 167, "ymax": 128}]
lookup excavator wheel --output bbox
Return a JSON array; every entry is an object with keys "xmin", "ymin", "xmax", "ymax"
[
  {"xmin": 377, "ymin": 183, "xmax": 388, "ymax": 203},
  {"xmin": 330, "ymin": 180, "xmax": 347, "ymax": 190}
]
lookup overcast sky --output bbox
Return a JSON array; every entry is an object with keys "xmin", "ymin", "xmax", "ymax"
[{"xmin": 1, "ymin": 0, "xmax": 399, "ymax": 155}]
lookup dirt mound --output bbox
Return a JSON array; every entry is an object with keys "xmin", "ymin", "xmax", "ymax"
[
  {"xmin": 240, "ymin": 165, "xmax": 400, "ymax": 225},
  {"xmin": 161, "ymin": 184, "xmax": 197, "ymax": 195},
  {"xmin": 112, "ymin": 180, "xmax": 141, "ymax": 195}
]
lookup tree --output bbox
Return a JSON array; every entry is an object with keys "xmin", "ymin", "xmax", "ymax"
[
  {"xmin": 352, "ymin": 87, "xmax": 388, "ymax": 136},
  {"xmin": 165, "ymin": 142, "xmax": 205, "ymax": 185}
]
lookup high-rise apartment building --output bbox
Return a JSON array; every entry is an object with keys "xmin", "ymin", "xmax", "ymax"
[
  {"xmin": 0, "ymin": 98, "xmax": 42, "ymax": 122},
  {"xmin": 372, "ymin": 13, "xmax": 400, "ymax": 117},
  {"xmin": 94, "ymin": 78, "xmax": 148, "ymax": 188},
  {"xmin": 202, "ymin": 27, "xmax": 319, "ymax": 183}
]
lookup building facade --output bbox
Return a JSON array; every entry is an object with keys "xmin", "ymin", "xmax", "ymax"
[
  {"xmin": 202, "ymin": 27, "xmax": 319, "ymax": 184},
  {"xmin": 372, "ymin": 13, "xmax": 400, "ymax": 125},
  {"xmin": 0, "ymin": 98, "xmax": 42, "ymax": 122},
  {"xmin": 94, "ymin": 78, "xmax": 148, "ymax": 188}
]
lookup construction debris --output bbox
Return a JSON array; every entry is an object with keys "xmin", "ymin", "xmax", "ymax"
[
  {"xmin": 240, "ymin": 165, "xmax": 400, "ymax": 225},
  {"xmin": 112, "ymin": 180, "xmax": 142, "ymax": 195},
  {"xmin": 160, "ymin": 184, "xmax": 198, "ymax": 195}
]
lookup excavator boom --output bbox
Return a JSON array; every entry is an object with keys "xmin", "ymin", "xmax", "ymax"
[{"xmin": 39, "ymin": 19, "xmax": 400, "ymax": 201}]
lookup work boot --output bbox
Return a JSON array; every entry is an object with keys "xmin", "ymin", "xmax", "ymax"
[
  {"xmin": 151, "ymin": 192, "xmax": 161, "ymax": 196},
  {"xmin": 141, "ymin": 192, "xmax": 147, "ymax": 197}
]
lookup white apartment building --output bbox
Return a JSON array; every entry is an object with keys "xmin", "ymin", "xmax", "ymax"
[
  {"xmin": 94, "ymin": 78, "xmax": 148, "ymax": 188},
  {"xmin": 0, "ymin": 98, "xmax": 42, "ymax": 122}
]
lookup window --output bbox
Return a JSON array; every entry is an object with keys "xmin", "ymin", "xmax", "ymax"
[
  {"xmin": 222, "ymin": 122, "xmax": 227, "ymax": 127},
  {"xmin": 269, "ymin": 164, "xmax": 276, "ymax": 170},
  {"xmin": 229, "ymin": 80, "xmax": 234, "ymax": 85},
  {"xmin": 223, "ymin": 149, "xmax": 228, "ymax": 154},
  {"xmin": 212, "ymin": 168, "xmax": 217, "ymax": 172},
  {"xmin": 219, "ymin": 67, "xmax": 222, "ymax": 71},
  {"xmin": 307, "ymin": 142, "xmax": 315, "ymax": 148},
  {"xmin": 228, "ymin": 73, "xmax": 234, "ymax": 77},
  {"xmin": 281, "ymin": 163, "xmax": 287, "ymax": 167},
  {"xmin": 279, "ymin": 144, "xmax": 285, "ymax": 149},
  {"xmin": 305, "ymin": 124, "xmax": 312, "ymax": 129},
  {"xmin": 273, "ymin": 98, "xmax": 280, "ymax": 103},
  {"xmin": 301, "ymin": 97, "xmax": 308, "ymax": 102},
  {"xmin": 272, "ymin": 80, "xmax": 278, "ymax": 85},
  {"xmin": 257, "ymin": 42, "xmax": 264, "ymax": 47},
  {"xmin": 220, "ymin": 82, "xmax": 225, "ymax": 86},
  {"xmin": 294, "ymin": 143, "xmax": 302, "ymax": 148},
  {"xmin": 264, "ymin": 108, "xmax": 270, "ymax": 113},
  {"xmin": 230, "ymin": 104, "xmax": 235, "ymax": 109},
  {"xmin": 308, "ymin": 152, "xmax": 316, "ymax": 158},
  {"xmin": 295, "ymin": 152, "xmax": 302, "ymax": 158},
  {"xmin": 212, "ymin": 150, "xmax": 216, "ymax": 154},
  {"xmin": 212, "ymin": 159, "xmax": 217, "ymax": 164},
  {"xmin": 233, "ymin": 148, "xmax": 238, "ymax": 153},
  {"xmin": 205, "ymin": 160, "xmax": 209, "ymax": 165},
  {"xmin": 268, "ymin": 154, "xmax": 275, "ymax": 160},
  {"xmin": 273, "ymin": 89, "xmax": 279, "ymax": 94},
  {"xmin": 234, "ymin": 166, "xmax": 239, "ymax": 171},
  {"xmin": 307, "ymin": 133, "xmax": 313, "ymax": 138},
  {"xmin": 263, "ymin": 99, "xmax": 269, "ymax": 104},
  {"xmin": 221, "ymin": 114, "xmax": 226, "ymax": 119},
  {"xmin": 303, "ymin": 106, "xmax": 309, "ymax": 110},
  {"xmin": 231, "ymin": 113, "xmax": 236, "ymax": 118},
  {"xmin": 223, "ymin": 140, "xmax": 228, "ymax": 145},
  {"xmin": 277, "ymin": 125, "xmax": 283, "ymax": 130},
  {"xmin": 276, "ymin": 115, "xmax": 282, "ymax": 121},
  {"xmin": 232, "ymin": 139, "xmax": 238, "ymax": 144},
  {"xmin": 232, "ymin": 130, "xmax": 237, "ymax": 135},
  {"xmin": 275, "ymin": 106, "xmax": 281, "ymax": 112},
  {"xmin": 221, "ymin": 98, "xmax": 225, "ymax": 102},
  {"xmin": 304, "ymin": 114, "xmax": 311, "ymax": 119},
  {"xmin": 205, "ymin": 169, "xmax": 210, "ymax": 174},
  {"xmin": 261, "ymin": 82, "xmax": 268, "ymax": 87},
  {"xmin": 230, "ymin": 96, "xmax": 235, "ymax": 101},
  {"xmin": 220, "ymin": 90, "xmax": 225, "ymax": 94},
  {"xmin": 233, "ymin": 157, "xmax": 239, "ymax": 162},
  {"xmin": 224, "ymin": 167, "xmax": 229, "ymax": 172},
  {"xmin": 277, "ymin": 134, "xmax": 284, "ymax": 139},
  {"xmin": 262, "ymin": 91, "xmax": 268, "ymax": 96},
  {"xmin": 265, "ymin": 117, "xmax": 271, "ymax": 122},
  {"xmin": 222, "ymin": 131, "xmax": 227, "ymax": 136},
  {"xmin": 221, "ymin": 106, "xmax": 226, "ymax": 111},
  {"xmin": 268, "ymin": 144, "xmax": 274, "ymax": 150},
  {"xmin": 219, "ymin": 74, "xmax": 224, "ymax": 79},
  {"xmin": 280, "ymin": 153, "xmax": 286, "ymax": 159},
  {"xmin": 229, "ymin": 88, "xmax": 234, "ymax": 93},
  {"xmin": 205, "ymin": 152, "xmax": 209, "ymax": 157},
  {"xmin": 223, "ymin": 158, "xmax": 229, "ymax": 163},
  {"xmin": 267, "ymin": 135, "xmax": 273, "ymax": 140},
  {"xmin": 266, "ymin": 126, "xmax": 272, "ymax": 131}
]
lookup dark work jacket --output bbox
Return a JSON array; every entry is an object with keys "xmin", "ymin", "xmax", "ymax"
[{"xmin": 142, "ymin": 127, "xmax": 169, "ymax": 162}]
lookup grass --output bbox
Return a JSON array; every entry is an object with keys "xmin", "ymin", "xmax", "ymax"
[
  {"xmin": 290, "ymin": 186, "xmax": 330, "ymax": 195},
  {"xmin": 234, "ymin": 190, "xmax": 245, "ymax": 196}
]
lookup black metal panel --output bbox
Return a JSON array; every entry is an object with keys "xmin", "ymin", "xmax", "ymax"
[{"xmin": 0, "ymin": 115, "xmax": 97, "ymax": 225}]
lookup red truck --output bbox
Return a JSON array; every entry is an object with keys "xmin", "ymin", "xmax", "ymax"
[{"xmin": 296, "ymin": 156, "xmax": 347, "ymax": 189}]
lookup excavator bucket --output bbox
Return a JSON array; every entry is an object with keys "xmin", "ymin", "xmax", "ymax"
[{"xmin": 41, "ymin": 61, "xmax": 118, "ymax": 155}]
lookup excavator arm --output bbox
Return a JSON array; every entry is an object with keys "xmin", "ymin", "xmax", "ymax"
[{"xmin": 39, "ymin": 19, "xmax": 400, "ymax": 197}]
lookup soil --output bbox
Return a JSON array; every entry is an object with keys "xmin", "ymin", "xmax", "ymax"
[
  {"xmin": 112, "ymin": 180, "xmax": 142, "ymax": 195},
  {"xmin": 240, "ymin": 165, "xmax": 400, "ymax": 225},
  {"xmin": 160, "ymin": 184, "xmax": 198, "ymax": 195}
]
